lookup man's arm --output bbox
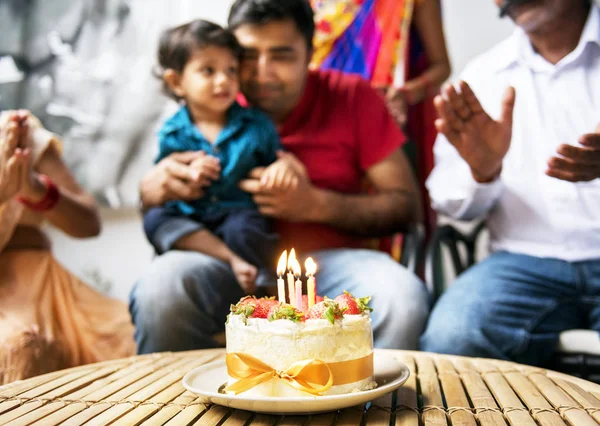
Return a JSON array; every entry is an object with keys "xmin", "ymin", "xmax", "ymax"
[
  {"xmin": 240, "ymin": 149, "xmax": 420, "ymax": 237},
  {"xmin": 308, "ymin": 149, "xmax": 421, "ymax": 237},
  {"xmin": 309, "ymin": 76, "xmax": 421, "ymax": 237}
]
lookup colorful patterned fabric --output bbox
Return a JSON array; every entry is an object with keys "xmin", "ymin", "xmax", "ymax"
[
  {"xmin": 310, "ymin": 0, "xmax": 417, "ymax": 87},
  {"xmin": 311, "ymin": 0, "xmax": 440, "ymax": 245}
]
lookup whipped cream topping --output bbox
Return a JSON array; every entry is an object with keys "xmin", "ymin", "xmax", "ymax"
[
  {"xmin": 225, "ymin": 311, "xmax": 376, "ymax": 397},
  {"xmin": 227, "ymin": 313, "xmax": 371, "ymax": 334}
]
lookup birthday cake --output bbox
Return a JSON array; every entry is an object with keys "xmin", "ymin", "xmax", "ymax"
[{"xmin": 225, "ymin": 292, "xmax": 377, "ymax": 397}]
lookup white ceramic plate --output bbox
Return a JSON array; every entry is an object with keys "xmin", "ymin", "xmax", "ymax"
[{"xmin": 182, "ymin": 349, "xmax": 410, "ymax": 415}]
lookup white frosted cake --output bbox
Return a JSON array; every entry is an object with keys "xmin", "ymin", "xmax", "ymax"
[{"xmin": 225, "ymin": 293, "xmax": 377, "ymax": 397}]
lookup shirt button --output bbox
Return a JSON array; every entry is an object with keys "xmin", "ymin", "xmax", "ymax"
[
  {"xmin": 213, "ymin": 147, "xmax": 220, "ymax": 154},
  {"xmin": 211, "ymin": 195, "xmax": 219, "ymax": 203}
]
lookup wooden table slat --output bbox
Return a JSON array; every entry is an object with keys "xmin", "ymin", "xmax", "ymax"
[
  {"xmin": 528, "ymin": 373, "xmax": 598, "ymax": 426},
  {"xmin": 141, "ymin": 392, "xmax": 201, "ymax": 426},
  {"xmin": 1, "ymin": 349, "xmax": 600, "ymax": 426},
  {"xmin": 278, "ymin": 415, "xmax": 310, "ymax": 426},
  {"xmin": 246, "ymin": 414, "xmax": 279, "ymax": 426},
  {"xmin": 474, "ymin": 360, "xmax": 540, "ymax": 426},
  {"xmin": 0, "ymin": 364, "xmax": 128, "ymax": 426},
  {"xmin": 335, "ymin": 406, "xmax": 365, "ymax": 426},
  {"xmin": 554, "ymin": 378, "xmax": 600, "ymax": 424},
  {"xmin": 59, "ymin": 356, "xmax": 207, "ymax": 426},
  {"xmin": 450, "ymin": 359, "xmax": 507, "ymax": 426},
  {"xmin": 502, "ymin": 371, "xmax": 567, "ymax": 426},
  {"xmin": 221, "ymin": 409, "xmax": 254, "ymax": 426},
  {"xmin": 141, "ymin": 405, "xmax": 184, "ymax": 426},
  {"xmin": 193, "ymin": 405, "xmax": 232, "ymax": 426},
  {"xmin": 416, "ymin": 356, "xmax": 447, "ymax": 426},
  {"xmin": 110, "ymin": 381, "xmax": 187, "ymax": 426},
  {"xmin": 370, "ymin": 390, "xmax": 394, "ymax": 409},
  {"xmin": 161, "ymin": 397, "xmax": 208, "ymax": 426},
  {"xmin": 364, "ymin": 407, "xmax": 391, "ymax": 426},
  {"xmin": 307, "ymin": 412, "xmax": 336, "ymax": 426},
  {"xmin": 394, "ymin": 354, "xmax": 419, "ymax": 426},
  {"xmin": 435, "ymin": 358, "xmax": 477, "ymax": 426},
  {"xmin": 20, "ymin": 356, "xmax": 184, "ymax": 426},
  {"xmin": 80, "ymin": 356, "xmax": 212, "ymax": 426}
]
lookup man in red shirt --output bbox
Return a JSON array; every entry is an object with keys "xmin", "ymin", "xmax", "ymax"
[{"xmin": 131, "ymin": 0, "xmax": 429, "ymax": 353}]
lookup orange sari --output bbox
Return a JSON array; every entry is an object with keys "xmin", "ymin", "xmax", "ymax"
[{"xmin": 0, "ymin": 113, "xmax": 135, "ymax": 385}]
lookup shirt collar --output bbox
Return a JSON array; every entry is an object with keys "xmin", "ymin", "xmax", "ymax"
[
  {"xmin": 161, "ymin": 101, "xmax": 253, "ymax": 136},
  {"xmin": 491, "ymin": 3, "xmax": 600, "ymax": 73}
]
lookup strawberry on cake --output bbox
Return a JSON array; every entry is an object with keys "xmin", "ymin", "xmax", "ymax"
[{"xmin": 225, "ymin": 292, "xmax": 377, "ymax": 397}]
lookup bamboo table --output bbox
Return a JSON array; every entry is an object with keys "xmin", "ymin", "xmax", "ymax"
[{"xmin": 1, "ymin": 349, "xmax": 600, "ymax": 425}]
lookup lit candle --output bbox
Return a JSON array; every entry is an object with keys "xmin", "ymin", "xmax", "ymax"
[
  {"xmin": 277, "ymin": 250, "xmax": 287, "ymax": 304},
  {"xmin": 287, "ymin": 248, "xmax": 297, "ymax": 306},
  {"xmin": 290, "ymin": 257, "xmax": 302, "ymax": 309},
  {"xmin": 305, "ymin": 257, "xmax": 317, "ymax": 309}
]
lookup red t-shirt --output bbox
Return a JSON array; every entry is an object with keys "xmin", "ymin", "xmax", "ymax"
[{"xmin": 276, "ymin": 70, "xmax": 406, "ymax": 253}]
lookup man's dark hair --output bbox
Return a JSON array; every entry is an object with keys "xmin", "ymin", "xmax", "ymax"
[
  {"xmin": 228, "ymin": 0, "xmax": 315, "ymax": 50},
  {"xmin": 156, "ymin": 19, "xmax": 242, "ymax": 99}
]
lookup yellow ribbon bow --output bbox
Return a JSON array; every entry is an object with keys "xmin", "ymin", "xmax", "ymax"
[
  {"xmin": 225, "ymin": 352, "xmax": 334, "ymax": 396},
  {"xmin": 224, "ymin": 351, "xmax": 374, "ymax": 396}
]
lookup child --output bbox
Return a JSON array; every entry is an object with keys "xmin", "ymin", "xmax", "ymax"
[{"xmin": 144, "ymin": 19, "xmax": 297, "ymax": 294}]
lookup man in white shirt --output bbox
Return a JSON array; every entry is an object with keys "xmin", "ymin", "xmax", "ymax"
[{"xmin": 421, "ymin": 0, "xmax": 600, "ymax": 366}]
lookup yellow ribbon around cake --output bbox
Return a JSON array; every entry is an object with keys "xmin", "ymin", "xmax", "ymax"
[{"xmin": 225, "ymin": 352, "xmax": 374, "ymax": 396}]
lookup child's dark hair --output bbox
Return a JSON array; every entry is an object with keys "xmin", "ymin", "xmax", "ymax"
[{"xmin": 156, "ymin": 19, "xmax": 242, "ymax": 100}]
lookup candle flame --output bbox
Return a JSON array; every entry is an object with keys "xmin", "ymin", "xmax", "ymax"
[
  {"xmin": 290, "ymin": 257, "xmax": 301, "ymax": 278},
  {"xmin": 305, "ymin": 257, "xmax": 317, "ymax": 276},
  {"xmin": 277, "ymin": 250, "xmax": 287, "ymax": 277},
  {"xmin": 287, "ymin": 248, "xmax": 296, "ymax": 271}
]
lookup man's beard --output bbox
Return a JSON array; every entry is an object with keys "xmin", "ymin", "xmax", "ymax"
[{"xmin": 498, "ymin": 0, "xmax": 537, "ymax": 18}]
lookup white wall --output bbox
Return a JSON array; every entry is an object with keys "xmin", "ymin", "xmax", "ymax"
[
  {"xmin": 442, "ymin": 1, "xmax": 514, "ymax": 80},
  {"xmin": 49, "ymin": 0, "xmax": 516, "ymax": 301}
]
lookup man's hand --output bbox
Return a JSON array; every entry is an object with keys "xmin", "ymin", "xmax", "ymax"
[
  {"xmin": 546, "ymin": 123, "xmax": 600, "ymax": 182},
  {"xmin": 434, "ymin": 81, "xmax": 516, "ymax": 182},
  {"xmin": 240, "ymin": 152, "xmax": 317, "ymax": 222},
  {"xmin": 139, "ymin": 151, "xmax": 211, "ymax": 209}
]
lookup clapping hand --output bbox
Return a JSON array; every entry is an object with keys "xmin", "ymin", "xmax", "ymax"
[
  {"xmin": 434, "ymin": 81, "xmax": 516, "ymax": 182},
  {"xmin": 546, "ymin": 122, "xmax": 600, "ymax": 182}
]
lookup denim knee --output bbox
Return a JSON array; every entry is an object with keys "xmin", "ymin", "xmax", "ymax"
[{"xmin": 419, "ymin": 309, "xmax": 480, "ymax": 355}]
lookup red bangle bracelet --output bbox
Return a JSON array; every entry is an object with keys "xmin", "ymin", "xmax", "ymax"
[{"xmin": 17, "ymin": 175, "xmax": 60, "ymax": 211}]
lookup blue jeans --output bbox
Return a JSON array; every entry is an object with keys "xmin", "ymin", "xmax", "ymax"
[
  {"xmin": 129, "ymin": 249, "xmax": 430, "ymax": 354},
  {"xmin": 420, "ymin": 251, "xmax": 600, "ymax": 366}
]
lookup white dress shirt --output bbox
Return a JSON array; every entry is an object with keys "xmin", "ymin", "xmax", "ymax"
[{"xmin": 427, "ymin": 4, "xmax": 600, "ymax": 262}]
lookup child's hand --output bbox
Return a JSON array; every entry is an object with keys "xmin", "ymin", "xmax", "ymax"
[
  {"xmin": 260, "ymin": 158, "xmax": 299, "ymax": 190},
  {"xmin": 230, "ymin": 255, "xmax": 257, "ymax": 294},
  {"xmin": 190, "ymin": 152, "xmax": 221, "ymax": 189}
]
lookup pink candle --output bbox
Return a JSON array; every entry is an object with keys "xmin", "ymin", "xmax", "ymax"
[
  {"xmin": 295, "ymin": 278, "xmax": 302, "ymax": 309},
  {"xmin": 289, "ymin": 253, "xmax": 302, "ymax": 309},
  {"xmin": 305, "ymin": 257, "xmax": 318, "ymax": 309}
]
